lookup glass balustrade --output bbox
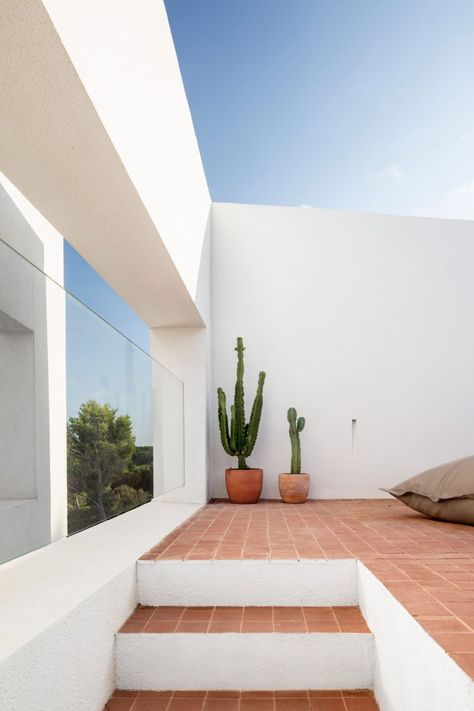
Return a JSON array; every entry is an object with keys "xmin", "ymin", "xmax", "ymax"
[{"xmin": 0, "ymin": 236, "xmax": 185, "ymax": 563}]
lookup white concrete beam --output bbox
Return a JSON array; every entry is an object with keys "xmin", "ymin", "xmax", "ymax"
[
  {"xmin": 43, "ymin": 0, "xmax": 211, "ymax": 305},
  {"xmin": 0, "ymin": 0, "xmax": 203, "ymax": 327}
]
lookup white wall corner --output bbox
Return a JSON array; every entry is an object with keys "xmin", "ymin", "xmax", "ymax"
[{"xmin": 151, "ymin": 327, "xmax": 209, "ymax": 504}]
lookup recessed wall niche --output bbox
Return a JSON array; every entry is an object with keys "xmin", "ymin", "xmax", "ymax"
[{"xmin": 0, "ymin": 310, "xmax": 36, "ymax": 503}]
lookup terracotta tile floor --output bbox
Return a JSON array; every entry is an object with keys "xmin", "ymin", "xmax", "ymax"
[
  {"xmin": 140, "ymin": 500, "xmax": 474, "ymax": 678},
  {"xmin": 119, "ymin": 605, "xmax": 369, "ymax": 634},
  {"xmin": 105, "ymin": 689, "xmax": 379, "ymax": 710}
]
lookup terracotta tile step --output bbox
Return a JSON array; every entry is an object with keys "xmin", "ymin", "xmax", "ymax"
[
  {"xmin": 118, "ymin": 605, "xmax": 370, "ymax": 634},
  {"xmin": 115, "ymin": 607, "xmax": 373, "ymax": 690},
  {"xmin": 105, "ymin": 688, "xmax": 379, "ymax": 710}
]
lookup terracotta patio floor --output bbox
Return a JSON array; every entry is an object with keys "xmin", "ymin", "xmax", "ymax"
[
  {"xmin": 119, "ymin": 605, "xmax": 369, "ymax": 634},
  {"xmin": 105, "ymin": 688, "xmax": 379, "ymax": 710},
  {"xmin": 140, "ymin": 499, "xmax": 474, "ymax": 679}
]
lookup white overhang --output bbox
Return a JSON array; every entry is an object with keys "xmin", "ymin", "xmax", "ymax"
[{"xmin": 0, "ymin": 0, "xmax": 203, "ymax": 327}]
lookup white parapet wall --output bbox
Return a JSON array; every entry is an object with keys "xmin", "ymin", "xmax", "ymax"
[
  {"xmin": 358, "ymin": 562, "xmax": 474, "ymax": 711},
  {"xmin": 211, "ymin": 202, "xmax": 474, "ymax": 500},
  {"xmin": 138, "ymin": 558, "xmax": 358, "ymax": 606},
  {"xmin": 0, "ymin": 501, "xmax": 200, "ymax": 711}
]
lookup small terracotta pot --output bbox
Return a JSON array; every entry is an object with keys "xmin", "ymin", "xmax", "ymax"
[
  {"xmin": 225, "ymin": 468, "xmax": 263, "ymax": 504},
  {"xmin": 279, "ymin": 473, "xmax": 310, "ymax": 504}
]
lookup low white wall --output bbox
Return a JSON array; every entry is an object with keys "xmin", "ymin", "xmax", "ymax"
[
  {"xmin": 358, "ymin": 563, "xmax": 474, "ymax": 711},
  {"xmin": 211, "ymin": 203, "xmax": 474, "ymax": 499},
  {"xmin": 0, "ymin": 500, "xmax": 200, "ymax": 711}
]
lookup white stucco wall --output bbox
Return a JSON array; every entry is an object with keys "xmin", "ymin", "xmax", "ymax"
[
  {"xmin": 151, "ymin": 326, "xmax": 209, "ymax": 504},
  {"xmin": 138, "ymin": 559, "xmax": 358, "ymax": 607},
  {"xmin": 211, "ymin": 202, "xmax": 474, "ymax": 499},
  {"xmin": 116, "ymin": 632, "xmax": 373, "ymax": 691},
  {"xmin": 0, "ymin": 174, "xmax": 64, "ymax": 283}
]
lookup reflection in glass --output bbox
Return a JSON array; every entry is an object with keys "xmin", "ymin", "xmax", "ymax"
[{"xmin": 66, "ymin": 295, "xmax": 155, "ymax": 534}]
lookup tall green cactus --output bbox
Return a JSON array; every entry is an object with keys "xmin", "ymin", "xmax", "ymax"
[
  {"xmin": 288, "ymin": 407, "xmax": 305, "ymax": 474},
  {"xmin": 217, "ymin": 337, "xmax": 266, "ymax": 469}
]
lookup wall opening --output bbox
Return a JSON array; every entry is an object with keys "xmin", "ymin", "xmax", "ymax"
[{"xmin": 0, "ymin": 311, "xmax": 36, "ymax": 502}]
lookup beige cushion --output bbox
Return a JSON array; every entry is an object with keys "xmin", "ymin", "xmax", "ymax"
[{"xmin": 383, "ymin": 456, "xmax": 474, "ymax": 525}]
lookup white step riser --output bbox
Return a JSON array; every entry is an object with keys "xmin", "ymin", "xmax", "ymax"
[
  {"xmin": 137, "ymin": 559, "xmax": 358, "ymax": 606},
  {"xmin": 115, "ymin": 632, "xmax": 374, "ymax": 690}
]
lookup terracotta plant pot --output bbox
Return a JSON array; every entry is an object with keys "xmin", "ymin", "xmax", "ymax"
[
  {"xmin": 279, "ymin": 473, "xmax": 310, "ymax": 504},
  {"xmin": 225, "ymin": 468, "xmax": 263, "ymax": 504}
]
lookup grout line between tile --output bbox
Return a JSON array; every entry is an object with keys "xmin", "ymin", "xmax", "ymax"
[{"xmin": 205, "ymin": 606, "xmax": 216, "ymax": 634}]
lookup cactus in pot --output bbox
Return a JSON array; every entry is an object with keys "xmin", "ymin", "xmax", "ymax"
[
  {"xmin": 217, "ymin": 337, "xmax": 266, "ymax": 503},
  {"xmin": 288, "ymin": 407, "xmax": 305, "ymax": 474},
  {"xmin": 279, "ymin": 407, "xmax": 310, "ymax": 503}
]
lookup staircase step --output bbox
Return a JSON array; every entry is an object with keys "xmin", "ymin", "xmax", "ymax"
[
  {"xmin": 115, "ymin": 606, "xmax": 373, "ymax": 691},
  {"xmin": 119, "ymin": 605, "xmax": 370, "ymax": 634},
  {"xmin": 106, "ymin": 688, "xmax": 379, "ymax": 710},
  {"xmin": 137, "ymin": 559, "xmax": 358, "ymax": 607}
]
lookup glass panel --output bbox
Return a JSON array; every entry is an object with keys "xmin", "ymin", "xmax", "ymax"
[
  {"xmin": 66, "ymin": 295, "xmax": 155, "ymax": 533},
  {"xmin": 0, "ymin": 236, "xmax": 185, "ymax": 562},
  {"xmin": 66, "ymin": 286, "xmax": 185, "ymax": 534},
  {"xmin": 153, "ymin": 364, "xmax": 185, "ymax": 495}
]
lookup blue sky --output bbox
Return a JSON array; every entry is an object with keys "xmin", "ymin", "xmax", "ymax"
[
  {"xmin": 64, "ymin": 242, "xmax": 149, "ymax": 352},
  {"xmin": 65, "ymin": 1, "xmax": 474, "ymax": 435},
  {"xmin": 65, "ymin": 242, "xmax": 152, "ymax": 444},
  {"xmin": 165, "ymin": 0, "xmax": 474, "ymax": 219}
]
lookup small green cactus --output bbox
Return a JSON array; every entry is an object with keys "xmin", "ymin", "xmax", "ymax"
[
  {"xmin": 217, "ymin": 337, "xmax": 266, "ymax": 469},
  {"xmin": 288, "ymin": 407, "xmax": 305, "ymax": 474}
]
